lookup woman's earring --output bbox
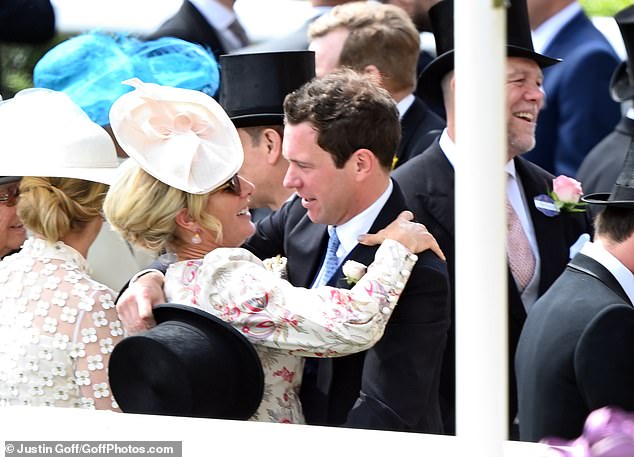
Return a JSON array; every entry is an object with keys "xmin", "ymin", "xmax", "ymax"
[{"xmin": 191, "ymin": 231, "xmax": 202, "ymax": 245}]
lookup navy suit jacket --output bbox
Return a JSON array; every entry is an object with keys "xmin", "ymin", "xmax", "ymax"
[
  {"xmin": 524, "ymin": 10, "xmax": 621, "ymax": 176},
  {"xmin": 516, "ymin": 253, "xmax": 634, "ymax": 442},
  {"xmin": 243, "ymin": 182, "xmax": 451, "ymax": 433},
  {"xmin": 394, "ymin": 96, "xmax": 444, "ymax": 169},
  {"xmin": 577, "ymin": 116, "xmax": 634, "ymax": 219},
  {"xmin": 393, "ymin": 140, "xmax": 592, "ymax": 435},
  {"xmin": 145, "ymin": 0, "xmax": 227, "ymax": 60}
]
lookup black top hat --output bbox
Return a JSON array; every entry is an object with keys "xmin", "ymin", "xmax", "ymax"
[
  {"xmin": 610, "ymin": 5, "xmax": 634, "ymax": 103},
  {"xmin": 219, "ymin": 51, "xmax": 316, "ymax": 128},
  {"xmin": 418, "ymin": 0, "xmax": 561, "ymax": 105},
  {"xmin": 108, "ymin": 303, "xmax": 264, "ymax": 420},
  {"xmin": 0, "ymin": 176, "xmax": 21, "ymax": 185},
  {"xmin": 582, "ymin": 140, "xmax": 634, "ymax": 208}
]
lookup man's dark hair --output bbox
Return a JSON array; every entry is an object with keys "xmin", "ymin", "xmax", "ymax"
[
  {"xmin": 283, "ymin": 68, "xmax": 400, "ymax": 170},
  {"xmin": 594, "ymin": 206, "xmax": 634, "ymax": 243}
]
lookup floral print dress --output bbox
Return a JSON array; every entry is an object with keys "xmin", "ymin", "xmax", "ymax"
[
  {"xmin": 164, "ymin": 239, "xmax": 417, "ymax": 424},
  {"xmin": 0, "ymin": 238, "xmax": 124, "ymax": 410}
]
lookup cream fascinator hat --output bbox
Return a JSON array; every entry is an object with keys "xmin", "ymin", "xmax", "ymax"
[
  {"xmin": 0, "ymin": 88, "xmax": 119, "ymax": 185},
  {"xmin": 109, "ymin": 78, "xmax": 243, "ymax": 195}
]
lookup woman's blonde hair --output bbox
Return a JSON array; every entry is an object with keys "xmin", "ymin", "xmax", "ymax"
[
  {"xmin": 17, "ymin": 177, "xmax": 107, "ymax": 242},
  {"xmin": 103, "ymin": 162, "xmax": 222, "ymax": 253}
]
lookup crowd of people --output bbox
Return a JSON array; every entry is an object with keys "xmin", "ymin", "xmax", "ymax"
[{"xmin": 1, "ymin": 0, "xmax": 634, "ymax": 448}]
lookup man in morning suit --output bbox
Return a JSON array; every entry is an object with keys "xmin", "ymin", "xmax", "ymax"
[
  {"xmin": 308, "ymin": 2, "xmax": 444, "ymax": 169},
  {"xmin": 516, "ymin": 148, "xmax": 634, "ymax": 442},
  {"xmin": 146, "ymin": 0, "xmax": 249, "ymax": 60},
  {"xmin": 577, "ymin": 5, "xmax": 634, "ymax": 219},
  {"xmin": 116, "ymin": 69, "xmax": 451, "ymax": 433},
  {"xmin": 523, "ymin": 0, "xmax": 621, "ymax": 176},
  {"xmin": 392, "ymin": 0, "xmax": 592, "ymax": 437},
  {"xmin": 242, "ymin": 69, "xmax": 450, "ymax": 433}
]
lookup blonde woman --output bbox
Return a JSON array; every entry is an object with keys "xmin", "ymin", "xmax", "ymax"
[
  {"xmin": 0, "ymin": 88, "xmax": 122, "ymax": 410},
  {"xmin": 104, "ymin": 79, "xmax": 442, "ymax": 423}
]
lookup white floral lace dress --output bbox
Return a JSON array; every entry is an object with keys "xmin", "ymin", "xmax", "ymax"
[
  {"xmin": 164, "ymin": 239, "xmax": 417, "ymax": 424},
  {"xmin": 0, "ymin": 238, "xmax": 124, "ymax": 411}
]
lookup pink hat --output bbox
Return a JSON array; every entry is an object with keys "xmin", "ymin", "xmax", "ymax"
[{"xmin": 109, "ymin": 78, "xmax": 243, "ymax": 194}]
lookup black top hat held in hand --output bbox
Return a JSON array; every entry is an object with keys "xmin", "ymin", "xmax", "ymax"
[{"xmin": 108, "ymin": 303, "xmax": 264, "ymax": 420}]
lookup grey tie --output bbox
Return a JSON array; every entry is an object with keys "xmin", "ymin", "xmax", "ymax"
[{"xmin": 228, "ymin": 19, "xmax": 249, "ymax": 47}]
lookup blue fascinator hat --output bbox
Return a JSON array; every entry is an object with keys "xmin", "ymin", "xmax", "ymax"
[{"xmin": 33, "ymin": 32, "xmax": 220, "ymax": 126}]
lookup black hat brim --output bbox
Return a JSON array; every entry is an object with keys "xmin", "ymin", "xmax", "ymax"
[
  {"xmin": 582, "ymin": 192, "xmax": 634, "ymax": 208},
  {"xmin": 610, "ymin": 61, "xmax": 634, "ymax": 103},
  {"xmin": 231, "ymin": 113, "xmax": 284, "ymax": 128},
  {"xmin": 0, "ymin": 176, "xmax": 21, "ymax": 185},
  {"xmin": 417, "ymin": 47, "xmax": 561, "ymax": 105}
]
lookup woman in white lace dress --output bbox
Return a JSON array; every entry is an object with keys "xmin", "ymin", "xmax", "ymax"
[
  {"xmin": 104, "ymin": 80, "xmax": 442, "ymax": 423},
  {"xmin": 0, "ymin": 88, "xmax": 123, "ymax": 411}
]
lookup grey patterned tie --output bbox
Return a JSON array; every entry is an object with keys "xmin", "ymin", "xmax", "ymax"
[{"xmin": 506, "ymin": 197, "xmax": 535, "ymax": 291}]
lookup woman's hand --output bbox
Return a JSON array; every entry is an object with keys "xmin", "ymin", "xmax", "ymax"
[{"xmin": 358, "ymin": 210, "xmax": 445, "ymax": 260}]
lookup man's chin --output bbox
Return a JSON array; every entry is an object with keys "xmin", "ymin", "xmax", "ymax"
[{"xmin": 306, "ymin": 209, "xmax": 325, "ymax": 225}]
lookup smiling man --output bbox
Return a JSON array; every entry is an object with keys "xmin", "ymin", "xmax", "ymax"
[
  {"xmin": 0, "ymin": 176, "xmax": 25, "ymax": 259},
  {"xmin": 392, "ymin": 0, "xmax": 592, "ymax": 437}
]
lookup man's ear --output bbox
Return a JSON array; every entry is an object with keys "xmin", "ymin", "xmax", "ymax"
[
  {"xmin": 350, "ymin": 148, "xmax": 376, "ymax": 181},
  {"xmin": 262, "ymin": 127, "xmax": 284, "ymax": 165},
  {"xmin": 174, "ymin": 208, "xmax": 197, "ymax": 232},
  {"xmin": 362, "ymin": 64, "xmax": 384, "ymax": 87}
]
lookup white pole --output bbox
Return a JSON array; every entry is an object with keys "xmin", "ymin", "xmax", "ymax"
[{"xmin": 454, "ymin": 0, "xmax": 507, "ymax": 455}]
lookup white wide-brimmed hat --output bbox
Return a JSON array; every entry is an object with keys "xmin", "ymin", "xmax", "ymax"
[
  {"xmin": 0, "ymin": 88, "xmax": 120, "ymax": 185},
  {"xmin": 109, "ymin": 78, "xmax": 243, "ymax": 195}
]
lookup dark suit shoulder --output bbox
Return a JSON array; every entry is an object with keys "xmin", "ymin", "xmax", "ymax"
[
  {"xmin": 396, "ymin": 97, "xmax": 445, "ymax": 166},
  {"xmin": 145, "ymin": 0, "xmax": 226, "ymax": 57},
  {"xmin": 392, "ymin": 140, "xmax": 452, "ymax": 192}
]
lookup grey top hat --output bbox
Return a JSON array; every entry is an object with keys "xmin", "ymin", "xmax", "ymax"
[
  {"xmin": 610, "ymin": 5, "xmax": 634, "ymax": 103},
  {"xmin": 108, "ymin": 303, "xmax": 264, "ymax": 420},
  {"xmin": 219, "ymin": 51, "xmax": 316, "ymax": 128},
  {"xmin": 417, "ymin": 0, "xmax": 560, "ymax": 105}
]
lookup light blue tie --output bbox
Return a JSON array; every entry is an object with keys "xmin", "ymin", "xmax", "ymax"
[{"xmin": 319, "ymin": 228, "xmax": 340, "ymax": 286}]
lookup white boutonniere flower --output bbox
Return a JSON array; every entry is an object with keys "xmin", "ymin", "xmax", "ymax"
[
  {"xmin": 263, "ymin": 255, "xmax": 288, "ymax": 279},
  {"xmin": 342, "ymin": 260, "xmax": 367, "ymax": 286}
]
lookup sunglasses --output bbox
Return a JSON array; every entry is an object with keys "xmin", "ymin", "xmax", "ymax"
[
  {"xmin": 0, "ymin": 184, "xmax": 20, "ymax": 207},
  {"xmin": 211, "ymin": 174, "xmax": 242, "ymax": 196}
]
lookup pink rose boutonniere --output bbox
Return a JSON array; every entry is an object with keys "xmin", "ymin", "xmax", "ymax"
[{"xmin": 534, "ymin": 175, "xmax": 587, "ymax": 217}]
